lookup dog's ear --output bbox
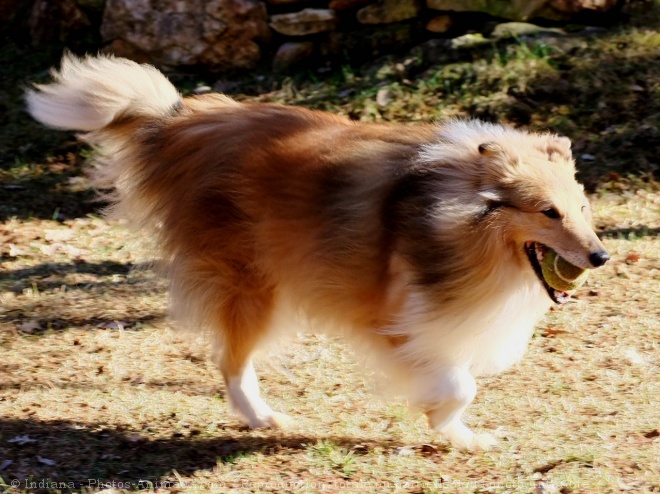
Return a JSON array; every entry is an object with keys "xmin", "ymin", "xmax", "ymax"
[
  {"xmin": 546, "ymin": 136, "xmax": 572, "ymax": 162},
  {"xmin": 478, "ymin": 142, "xmax": 505, "ymax": 157}
]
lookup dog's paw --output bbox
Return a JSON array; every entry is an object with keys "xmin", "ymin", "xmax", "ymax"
[
  {"xmin": 443, "ymin": 425, "xmax": 499, "ymax": 452},
  {"xmin": 248, "ymin": 411, "xmax": 293, "ymax": 429},
  {"xmin": 469, "ymin": 432, "xmax": 499, "ymax": 451},
  {"xmin": 449, "ymin": 431, "xmax": 498, "ymax": 452}
]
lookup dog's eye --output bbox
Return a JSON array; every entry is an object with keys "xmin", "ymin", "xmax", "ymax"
[{"xmin": 542, "ymin": 207, "xmax": 560, "ymax": 219}]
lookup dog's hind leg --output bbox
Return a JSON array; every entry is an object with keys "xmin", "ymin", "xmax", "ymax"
[
  {"xmin": 213, "ymin": 287, "xmax": 291, "ymax": 429},
  {"xmin": 420, "ymin": 366, "xmax": 498, "ymax": 451}
]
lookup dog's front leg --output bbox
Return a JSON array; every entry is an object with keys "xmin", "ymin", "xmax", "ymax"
[
  {"xmin": 419, "ymin": 366, "xmax": 498, "ymax": 451},
  {"xmin": 222, "ymin": 359, "xmax": 292, "ymax": 429}
]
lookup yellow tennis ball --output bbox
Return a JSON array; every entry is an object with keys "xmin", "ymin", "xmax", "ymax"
[{"xmin": 541, "ymin": 249, "xmax": 589, "ymax": 291}]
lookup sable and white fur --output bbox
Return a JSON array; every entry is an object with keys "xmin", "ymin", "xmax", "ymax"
[{"xmin": 27, "ymin": 54, "xmax": 609, "ymax": 450}]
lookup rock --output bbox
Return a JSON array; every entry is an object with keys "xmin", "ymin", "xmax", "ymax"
[
  {"xmin": 101, "ymin": 0, "xmax": 270, "ymax": 70},
  {"xmin": 269, "ymin": 9, "xmax": 338, "ymax": 36},
  {"xmin": 357, "ymin": 0, "xmax": 419, "ymax": 24},
  {"xmin": 491, "ymin": 22, "xmax": 564, "ymax": 39},
  {"xmin": 329, "ymin": 0, "xmax": 371, "ymax": 10},
  {"xmin": 450, "ymin": 33, "xmax": 489, "ymax": 49},
  {"xmin": 273, "ymin": 41, "xmax": 314, "ymax": 70},
  {"xmin": 426, "ymin": 15, "xmax": 452, "ymax": 33},
  {"xmin": 426, "ymin": 0, "xmax": 547, "ymax": 20},
  {"xmin": 426, "ymin": 0, "xmax": 617, "ymax": 21},
  {"xmin": 29, "ymin": 0, "xmax": 90, "ymax": 45},
  {"xmin": 549, "ymin": 0, "xmax": 617, "ymax": 15},
  {"xmin": 376, "ymin": 88, "xmax": 393, "ymax": 106}
]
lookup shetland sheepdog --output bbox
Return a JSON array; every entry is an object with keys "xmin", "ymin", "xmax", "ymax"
[{"xmin": 27, "ymin": 54, "xmax": 609, "ymax": 451}]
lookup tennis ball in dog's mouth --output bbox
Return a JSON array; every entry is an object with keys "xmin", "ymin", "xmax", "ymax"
[{"xmin": 541, "ymin": 249, "xmax": 589, "ymax": 292}]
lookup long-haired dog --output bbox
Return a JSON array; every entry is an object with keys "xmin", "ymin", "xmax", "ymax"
[{"xmin": 27, "ymin": 54, "xmax": 609, "ymax": 450}]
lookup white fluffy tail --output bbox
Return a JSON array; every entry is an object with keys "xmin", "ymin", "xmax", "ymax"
[{"xmin": 26, "ymin": 53, "xmax": 181, "ymax": 132}]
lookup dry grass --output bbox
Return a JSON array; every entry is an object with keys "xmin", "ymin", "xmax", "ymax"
[{"xmin": 1, "ymin": 183, "xmax": 658, "ymax": 494}]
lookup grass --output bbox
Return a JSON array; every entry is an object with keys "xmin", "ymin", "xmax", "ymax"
[{"xmin": 1, "ymin": 3, "xmax": 659, "ymax": 493}]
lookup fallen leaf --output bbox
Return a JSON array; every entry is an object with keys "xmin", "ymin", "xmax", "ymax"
[
  {"xmin": 542, "ymin": 327, "xmax": 569, "ymax": 338},
  {"xmin": 393, "ymin": 446, "xmax": 415, "ymax": 456},
  {"xmin": 98, "ymin": 321, "xmax": 129, "ymax": 330},
  {"xmin": 37, "ymin": 456, "xmax": 56, "ymax": 466},
  {"xmin": 533, "ymin": 459, "xmax": 562, "ymax": 473},
  {"xmin": 44, "ymin": 229, "xmax": 74, "ymax": 242},
  {"xmin": 39, "ymin": 244, "xmax": 59, "ymax": 256},
  {"xmin": 8, "ymin": 244, "xmax": 27, "ymax": 257},
  {"xmin": 18, "ymin": 321, "xmax": 42, "ymax": 333},
  {"xmin": 63, "ymin": 245, "xmax": 86, "ymax": 257},
  {"xmin": 7, "ymin": 435, "xmax": 37, "ymax": 445},
  {"xmin": 418, "ymin": 443, "xmax": 439, "ymax": 456},
  {"xmin": 625, "ymin": 252, "xmax": 640, "ymax": 263},
  {"xmin": 623, "ymin": 348, "xmax": 647, "ymax": 366},
  {"xmin": 535, "ymin": 481, "xmax": 560, "ymax": 494}
]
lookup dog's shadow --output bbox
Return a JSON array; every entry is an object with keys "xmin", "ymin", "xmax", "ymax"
[{"xmin": 0, "ymin": 417, "xmax": 415, "ymax": 487}]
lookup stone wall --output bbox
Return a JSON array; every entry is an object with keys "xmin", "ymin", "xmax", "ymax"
[{"xmin": 15, "ymin": 0, "xmax": 619, "ymax": 71}]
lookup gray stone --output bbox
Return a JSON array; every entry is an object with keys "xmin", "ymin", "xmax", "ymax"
[
  {"xmin": 425, "ymin": 0, "xmax": 617, "ymax": 21},
  {"xmin": 491, "ymin": 22, "xmax": 565, "ymax": 39},
  {"xmin": 273, "ymin": 41, "xmax": 315, "ymax": 70},
  {"xmin": 269, "ymin": 9, "xmax": 338, "ymax": 36},
  {"xmin": 426, "ymin": 0, "xmax": 547, "ymax": 21},
  {"xmin": 549, "ymin": 0, "xmax": 617, "ymax": 16},
  {"xmin": 357, "ymin": 0, "xmax": 419, "ymax": 24},
  {"xmin": 101, "ymin": 0, "xmax": 270, "ymax": 70},
  {"xmin": 450, "ymin": 33, "xmax": 489, "ymax": 49},
  {"xmin": 376, "ymin": 88, "xmax": 393, "ymax": 106},
  {"xmin": 29, "ymin": 0, "xmax": 90, "ymax": 45}
]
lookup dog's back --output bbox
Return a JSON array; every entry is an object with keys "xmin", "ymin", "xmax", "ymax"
[{"xmin": 30, "ymin": 56, "xmax": 436, "ymax": 331}]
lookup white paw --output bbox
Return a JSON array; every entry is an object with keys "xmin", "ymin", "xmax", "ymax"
[
  {"xmin": 247, "ymin": 411, "xmax": 293, "ymax": 429},
  {"xmin": 440, "ymin": 420, "xmax": 500, "ymax": 452},
  {"xmin": 470, "ymin": 432, "xmax": 499, "ymax": 451},
  {"xmin": 449, "ymin": 431, "xmax": 499, "ymax": 452}
]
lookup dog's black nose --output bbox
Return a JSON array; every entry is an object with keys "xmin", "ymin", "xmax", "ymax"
[{"xmin": 589, "ymin": 251, "xmax": 610, "ymax": 267}]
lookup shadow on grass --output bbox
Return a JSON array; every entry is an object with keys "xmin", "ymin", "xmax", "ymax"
[
  {"xmin": 1, "ymin": 314, "xmax": 166, "ymax": 335},
  {"xmin": 0, "ymin": 182, "xmax": 99, "ymax": 223},
  {"xmin": 0, "ymin": 375, "xmax": 214, "ymax": 394},
  {"xmin": 1, "ymin": 260, "xmax": 166, "ymax": 334},
  {"xmin": 4, "ymin": 260, "xmax": 139, "ymax": 282},
  {"xmin": 0, "ymin": 417, "xmax": 405, "ymax": 491},
  {"xmin": 0, "ymin": 147, "xmax": 102, "ymax": 222}
]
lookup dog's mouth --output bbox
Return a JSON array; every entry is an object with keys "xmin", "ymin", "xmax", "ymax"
[{"xmin": 524, "ymin": 241, "xmax": 571, "ymax": 304}]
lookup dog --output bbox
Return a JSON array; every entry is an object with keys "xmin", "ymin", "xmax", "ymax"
[{"xmin": 27, "ymin": 54, "xmax": 609, "ymax": 451}]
